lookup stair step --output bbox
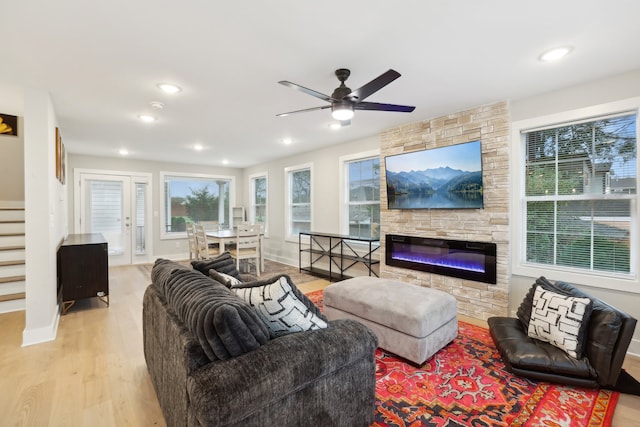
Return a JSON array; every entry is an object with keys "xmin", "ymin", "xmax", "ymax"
[
  {"xmin": 0, "ymin": 246, "xmax": 25, "ymax": 251},
  {"xmin": 0, "ymin": 292, "xmax": 26, "ymax": 302},
  {"xmin": 0, "ymin": 223, "xmax": 25, "ymax": 234},
  {"xmin": 0, "ymin": 260, "xmax": 24, "ymax": 267},
  {"xmin": 0, "ymin": 235, "xmax": 25, "ymax": 246},
  {"xmin": 0, "ymin": 210, "xmax": 25, "ymax": 222},
  {"xmin": 0, "ymin": 275, "xmax": 25, "ymax": 284}
]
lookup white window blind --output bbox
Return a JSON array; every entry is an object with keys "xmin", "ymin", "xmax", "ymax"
[
  {"xmin": 251, "ymin": 175, "xmax": 267, "ymax": 225},
  {"xmin": 524, "ymin": 113, "xmax": 636, "ymax": 274},
  {"xmin": 286, "ymin": 166, "xmax": 311, "ymax": 239},
  {"xmin": 346, "ymin": 157, "xmax": 380, "ymax": 238}
]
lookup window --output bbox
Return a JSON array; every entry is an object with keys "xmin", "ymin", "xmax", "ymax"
[
  {"xmin": 285, "ymin": 164, "xmax": 312, "ymax": 240},
  {"xmin": 161, "ymin": 172, "xmax": 234, "ymax": 238},
  {"xmin": 512, "ymin": 100, "xmax": 638, "ymax": 291},
  {"xmin": 344, "ymin": 155, "xmax": 380, "ymax": 238},
  {"xmin": 250, "ymin": 173, "xmax": 267, "ymax": 231}
]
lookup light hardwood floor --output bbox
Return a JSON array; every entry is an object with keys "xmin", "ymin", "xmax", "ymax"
[{"xmin": 0, "ymin": 265, "xmax": 639, "ymax": 426}]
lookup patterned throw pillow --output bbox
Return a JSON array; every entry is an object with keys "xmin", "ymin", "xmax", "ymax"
[
  {"xmin": 527, "ymin": 285, "xmax": 593, "ymax": 359},
  {"xmin": 232, "ymin": 275, "xmax": 328, "ymax": 337}
]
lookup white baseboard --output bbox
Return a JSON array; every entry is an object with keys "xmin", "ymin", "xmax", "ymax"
[
  {"xmin": 22, "ymin": 308, "xmax": 59, "ymax": 347},
  {"xmin": 628, "ymin": 338, "xmax": 640, "ymax": 358},
  {"xmin": 266, "ymin": 253, "xmax": 297, "ymax": 268}
]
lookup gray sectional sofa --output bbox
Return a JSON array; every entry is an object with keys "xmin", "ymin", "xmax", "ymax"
[{"xmin": 143, "ymin": 257, "xmax": 378, "ymax": 426}]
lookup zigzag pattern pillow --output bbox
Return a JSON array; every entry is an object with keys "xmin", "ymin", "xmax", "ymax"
[
  {"xmin": 527, "ymin": 285, "xmax": 592, "ymax": 358},
  {"xmin": 232, "ymin": 275, "xmax": 328, "ymax": 337}
]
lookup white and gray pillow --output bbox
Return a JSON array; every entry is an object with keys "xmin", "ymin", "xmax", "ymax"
[
  {"xmin": 527, "ymin": 285, "xmax": 592, "ymax": 358},
  {"xmin": 232, "ymin": 275, "xmax": 328, "ymax": 337}
]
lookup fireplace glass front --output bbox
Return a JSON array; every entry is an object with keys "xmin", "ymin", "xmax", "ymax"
[{"xmin": 386, "ymin": 234, "xmax": 497, "ymax": 284}]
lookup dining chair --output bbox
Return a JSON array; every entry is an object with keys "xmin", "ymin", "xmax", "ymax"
[
  {"xmin": 186, "ymin": 223, "xmax": 199, "ymax": 260},
  {"xmin": 198, "ymin": 221, "xmax": 219, "ymax": 231},
  {"xmin": 195, "ymin": 224, "xmax": 219, "ymax": 259},
  {"xmin": 229, "ymin": 224, "xmax": 261, "ymax": 276},
  {"xmin": 198, "ymin": 221, "xmax": 221, "ymax": 252}
]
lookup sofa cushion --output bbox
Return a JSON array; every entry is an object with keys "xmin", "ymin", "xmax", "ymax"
[
  {"xmin": 151, "ymin": 259, "xmax": 270, "ymax": 361},
  {"xmin": 527, "ymin": 286, "xmax": 592, "ymax": 358},
  {"xmin": 232, "ymin": 275, "xmax": 328, "ymax": 337},
  {"xmin": 489, "ymin": 317, "xmax": 596, "ymax": 380},
  {"xmin": 150, "ymin": 258, "xmax": 192, "ymax": 297},
  {"xmin": 209, "ymin": 269, "xmax": 242, "ymax": 288},
  {"xmin": 191, "ymin": 251, "xmax": 242, "ymax": 281}
]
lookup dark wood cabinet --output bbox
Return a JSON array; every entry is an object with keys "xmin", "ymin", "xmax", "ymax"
[{"xmin": 57, "ymin": 233, "xmax": 109, "ymax": 314}]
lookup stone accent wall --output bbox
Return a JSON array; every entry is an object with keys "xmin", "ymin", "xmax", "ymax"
[{"xmin": 380, "ymin": 101, "xmax": 510, "ymax": 320}]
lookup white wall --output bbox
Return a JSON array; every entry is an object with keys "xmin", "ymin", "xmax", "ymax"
[
  {"xmin": 68, "ymin": 154, "xmax": 245, "ymax": 259},
  {"xmin": 0, "ymin": 84, "xmax": 25, "ymax": 202},
  {"xmin": 510, "ymin": 70, "xmax": 640, "ymax": 355},
  {"xmin": 242, "ymin": 135, "xmax": 380, "ymax": 266},
  {"xmin": 23, "ymin": 88, "xmax": 67, "ymax": 346}
]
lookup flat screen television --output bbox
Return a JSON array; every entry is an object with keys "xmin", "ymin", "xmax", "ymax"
[{"xmin": 385, "ymin": 140, "xmax": 483, "ymax": 209}]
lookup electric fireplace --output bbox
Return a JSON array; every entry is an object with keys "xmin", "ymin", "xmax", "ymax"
[{"xmin": 386, "ymin": 234, "xmax": 497, "ymax": 284}]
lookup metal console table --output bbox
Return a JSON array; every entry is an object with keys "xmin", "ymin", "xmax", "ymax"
[{"xmin": 299, "ymin": 231, "xmax": 380, "ymax": 281}]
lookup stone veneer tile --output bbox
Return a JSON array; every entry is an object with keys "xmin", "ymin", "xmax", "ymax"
[{"xmin": 380, "ymin": 101, "xmax": 510, "ymax": 319}]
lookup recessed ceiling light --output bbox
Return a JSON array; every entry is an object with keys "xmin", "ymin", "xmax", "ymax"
[
  {"xmin": 222, "ymin": 159, "xmax": 229, "ymax": 165},
  {"xmin": 119, "ymin": 148, "xmax": 129, "ymax": 156},
  {"xmin": 138, "ymin": 114, "xmax": 156, "ymax": 123},
  {"xmin": 194, "ymin": 144, "xmax": 203, "ymax": 151},
  {"xmin": 157, "ymin": 83, "xmax": 182, "ymax": 94},
  {"xmin": 150, "ymin": 101, "xmax": 164, "ymax": 110},
  {"xmin": 539, "ymin": 46, "xmax": 573, "ymax": 62},
  {"xmin": 283, "ymin": 138, "xmax": 293, "ymax": 145}
]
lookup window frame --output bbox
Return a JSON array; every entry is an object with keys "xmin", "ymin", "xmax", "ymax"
[
  {"xmin": 339, "ymin": 149, "xmax": 381, "ymax": 238},
  {"xmin": 284, "ymin": 163, "xmax": 313, "ymax": 242},
  {"xmin": 249, "ymin": 172, "xmax": 268, "ymax": 235},
  {"xmin": 160, "ymin": 171, "xmax": 236, "ymax": 240},
  {"xmin": 510, "ymin": 98, "xmax": 639, "ymax": 292}
]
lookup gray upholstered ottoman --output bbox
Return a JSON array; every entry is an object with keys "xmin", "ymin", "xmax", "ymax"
[{"xmin": 323, "ymin": 277, "xmax": 458, "ymax": 365}]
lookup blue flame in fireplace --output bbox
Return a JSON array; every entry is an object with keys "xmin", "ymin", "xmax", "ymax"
[{"xmin": 391, "ymin": 245, "xmax": 485, "ymax": 273}]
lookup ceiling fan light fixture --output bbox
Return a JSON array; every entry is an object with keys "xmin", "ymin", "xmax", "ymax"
[
  {"xmin": 539, "ymin": 46, "xmax": 572, "ymax": 62},
  {"xmin": 138, "ymin": 114, "xmax": 156, "ymax": 123},
  {"xmin": 331, "ymin": 104, "xmax": 354, "ymax": 121},
  {"xmin": 157, "ymin": 83, "xmax": 182, "ymax": 94}
]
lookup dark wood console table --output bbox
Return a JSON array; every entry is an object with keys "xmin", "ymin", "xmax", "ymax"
[
  {"xmin": 57, "ymin": 233, "xmax": 109, "ymax": 314},
  {"xmin": 299, "ymin": 232, "xmax": 379, "ymax": 280}
]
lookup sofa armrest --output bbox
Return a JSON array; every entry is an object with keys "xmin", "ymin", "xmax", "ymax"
[{"xmin": 187, "ymin": 319, "xmax": 378, "ymax": 426}]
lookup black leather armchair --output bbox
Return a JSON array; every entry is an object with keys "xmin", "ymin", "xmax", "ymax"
[{"xmin": 489, "ymin": 278, "xmax": 638, "ymax": 391}]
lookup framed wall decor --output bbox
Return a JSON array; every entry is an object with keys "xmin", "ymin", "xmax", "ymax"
[
  {"xmin": 0, "ymin": 113, "xmax": 18, "ymax": 136},
  {"xmin": 55, "ymin": 127, "xmax": 65, "ymax": 184}
]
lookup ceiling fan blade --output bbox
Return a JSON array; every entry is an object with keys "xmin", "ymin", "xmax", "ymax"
[
  {"xmin": 346, "ymin": 69, "xmax": 401, "ymax": 102},
  {"xmin": 278, "ymin": 81, "xmax": 336, "ymax": 103},
  {"xmin": 355, "ymin": 101, "xmax": 415, "ymax": 113},
  {"xmin": 276, "ymin": 105, "xmax": 331, "ymax": 117}
]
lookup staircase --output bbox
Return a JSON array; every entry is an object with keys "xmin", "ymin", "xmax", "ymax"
[{"xmin": 0, "ymin": 206, "xmax": 25, "ymax": 313}]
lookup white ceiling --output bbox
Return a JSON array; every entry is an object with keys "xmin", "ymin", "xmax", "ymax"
[{"xmin": 2, "ymin": 1, "xmax": 640, "ymax": 168}]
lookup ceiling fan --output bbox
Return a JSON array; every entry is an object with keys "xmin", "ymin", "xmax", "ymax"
[{"xmin": 277, "ymin": 69, "xmax": 415, "ymax": 125}]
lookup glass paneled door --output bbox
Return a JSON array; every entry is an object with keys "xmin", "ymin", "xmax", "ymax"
[{"xmin": 77, "ymin": 172, "xmax": 151, "ymax": 266}]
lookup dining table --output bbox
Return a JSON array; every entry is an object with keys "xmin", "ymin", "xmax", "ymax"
[{"xmin": 206, "ymin": 228, "xmax": 264, "ymax": 273}]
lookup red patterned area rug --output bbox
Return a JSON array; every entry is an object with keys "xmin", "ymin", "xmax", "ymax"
[{"xmin": 305, "ymin": 289, "xmax": 619, "ymax": 427}]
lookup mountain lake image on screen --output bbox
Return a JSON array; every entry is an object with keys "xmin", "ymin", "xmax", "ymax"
[{"xmin": 385, "ymin": 140, "xmax": 483, "ymax": 209}]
